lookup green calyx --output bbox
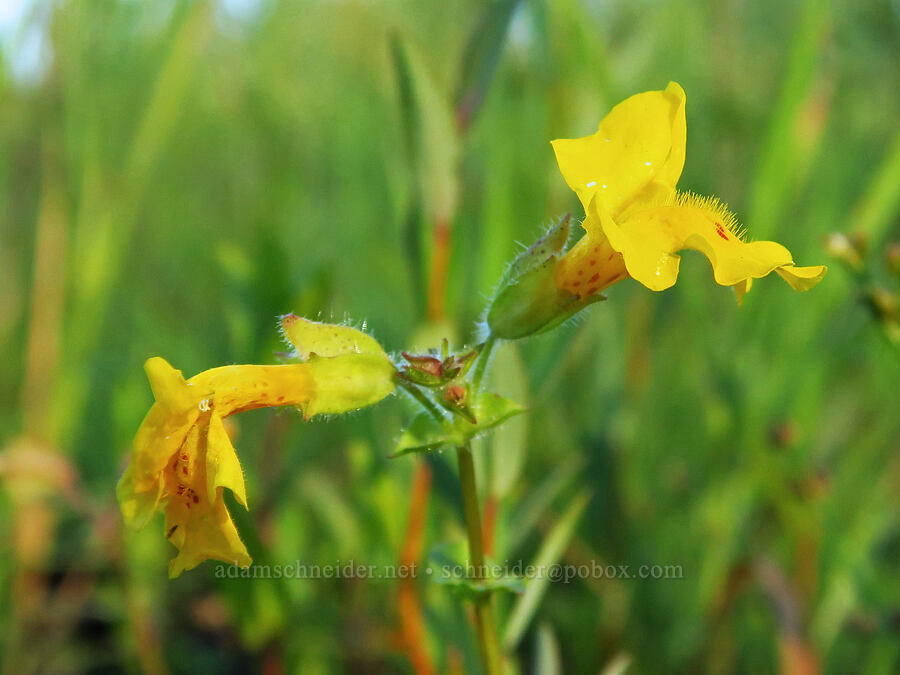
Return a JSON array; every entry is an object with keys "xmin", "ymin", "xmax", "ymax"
[
  {"xmin": 280, "ymin": 314, "xmax": 397, "ymax": 418},
  {"xmin": 486, "ymin": 215, "xmax": 604, "ymax": 340}
]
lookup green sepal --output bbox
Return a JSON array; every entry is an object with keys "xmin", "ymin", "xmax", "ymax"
[
  {"xmin": 392, "ymin": 392, "xmax": 525, "ymax": 457},
  {"xmin": 488, "ymin": 256, "xmax": 605, "ymax": 340},
  {"xmin": 397, "ymin": 366, "xmax": 445, "ymax": 388},
  {"xmin": 302, "ymin": 353, "xmax": 396, "ymax": 419},
  {"xmin": 486, "ymin": 214, "xmax": 611, "ymax": 339},
  {"xmin": 500, "ymin": 214, "xmax": 571, "ymax": 285},
  {"xmin": 280, "ymin": 314, "xmax": 387, "ymax": 360}
]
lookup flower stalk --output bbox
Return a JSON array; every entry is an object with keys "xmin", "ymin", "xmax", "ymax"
[{"xmin": 457, "ymin": 444, "xmax": 502, "ymax": 675}]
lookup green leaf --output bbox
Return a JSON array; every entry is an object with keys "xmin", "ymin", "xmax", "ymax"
[
  {"xmin": 428, "ymin": 544, "xmax": 525, "ymax": 601},
  {"xmin": 392, "ymin": 411, "xmax": 466, "ymax": 457},
  {"xmin": 470, "ymin": 391, "xmax": 525, "ymax": 430},
  {"xmin": 392, "ymin": 391, "xmax": 525, "ymax": 457},
  {"xmin": 432, "ymin": 572, "xmax": 526, "ymax": 602}
]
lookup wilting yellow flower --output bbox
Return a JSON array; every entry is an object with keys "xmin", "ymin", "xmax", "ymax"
[
  {"xmin": 118, "ymin": 317, "xmax": 396, "ymax": 577},
  {"xmin": 551, "ymin": 82, "xmax": 826, "ymax": 303}
]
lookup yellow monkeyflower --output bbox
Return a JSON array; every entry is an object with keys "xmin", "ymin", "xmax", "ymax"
[
  {"xmin": 551, "ymin": 82, "xmax": 826, "ymax": 303},
  {"xmin": 117, "ymin": 317, "xmax": 395, "ymax": 577}
]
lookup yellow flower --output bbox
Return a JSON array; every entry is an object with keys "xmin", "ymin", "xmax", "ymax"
[
  {"xmin": 117, "ymin": 317, "xmax": 396, "ymax": 577},
  {"xmin": 551, "ymin": 82, "xmax": 826, "ymax": 303}
]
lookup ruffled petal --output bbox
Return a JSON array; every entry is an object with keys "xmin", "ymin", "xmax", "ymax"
[
  {"xmin": 732, "ymin": 278, "xmax": 753, "ymax": 306},
  {"xmin": 164, "ymin": 420, "xmax": 251, "ymax": 578},
  {"xmin": 551, "ymin": 82, "xmax": 686, "ymax": 217},
  {"xmin": 776, "ymin": 264, "xmax": 828, "ymax": 291},
  {"xmin": 129, "ymin": 358, "xmax": 206, "ymax": 494},
  {"xmin": 145, "ymin": 357, "xmax": 202, "ymax": 414},
  {"xmin": 597, "ymin": 192, "xmax": 823, "ymax": 292},
  {"xmin": 591, "ymin": 197, "xmax": 681, "ymax": 291},
  {"xmin": 166, "ymin": 494, "xmax": 251, "ymax": 578}
]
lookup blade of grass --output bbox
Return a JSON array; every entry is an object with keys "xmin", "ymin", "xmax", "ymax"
[
  {"xmin": 746, "ymin": 0, "xmax": 830, "ymax": 239},
  {"xmin": 502, "ymin": 490, "xmax": 590, "ymax": 650},
  {"xmin": 850, "ymin": 131, "xmax": 900, "ymax": 244},
  {"xmin": 454, "ymin": 0, "xmax": 520, "ymax": 133},
  {"xmin": 51, "ymin": 1, "xmax": 213, "ymax": 442}
]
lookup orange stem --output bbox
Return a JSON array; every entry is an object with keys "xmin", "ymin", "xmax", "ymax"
[
  {"xmin": 426, "ymin": 219, "xmax": 451, "ymax": 320},
  {"xmin": 397, "ymin": 462, "xmax": 434, "ymax": 675}
]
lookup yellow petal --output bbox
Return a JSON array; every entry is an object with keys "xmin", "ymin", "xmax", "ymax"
[
  {"xmin": 144, "ymin": 357, "xmax": 202, "ymax": 414},
  {"xmin": 116, "ymin": 464, "xmax": 163, "ymax": 530},
  {"xmin": 551, "ymin": 82, "xmax": 686, "ymax": 217},
  {"xmin": 732, "ymin": 278, "xmax": 753, "ymax": 306},
  {"xmin": 597, "ymin": 192, "xmax": 819, "ymax": 291},
  {"xmin": 206, "ymin": 412, "xmax": 247, "ymax": 508},
  {"xmin": 280, "ymin": 314, "xmax": 388, "ymax": 360},
  {"xmin": 776, "ymin": 264, "xmax": 828, "ymax": 291},
  {"xmin": 164, "ymin": 420, "xmax": 251, "ymax": 577},
  {"xmin": 592, "ymin": 199, "xmax": 680, "ymax": 291},
  {"xmin": 190, "ymin": 364, "xmax": 316, "ymax": 417},
  {"xmin": 166, "ymin": 493, "xmax": 251, "ymax": 578},
  {"xmin": 553, "ymin": 225, "xmax": 628, "ymax": 298},
  {"xmin": 129, "ymin": 359, "xmax": 205, "ymax": 494}
]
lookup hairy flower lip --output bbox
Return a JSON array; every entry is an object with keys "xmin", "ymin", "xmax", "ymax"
[{"xmin": 551, "ymin": 82, "xmax": 826, "ymax": 301}]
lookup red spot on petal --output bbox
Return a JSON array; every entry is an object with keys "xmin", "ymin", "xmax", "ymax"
[
  {"xmin": 180, "ymin": 454, "xmax": 188, "ymax": 461},
  {"xmin": 192, "ymin": 495, "xmax": 199, "ymax": 504},
  {"xmin": 572, "ymin": 281, "xmax": 581, "ymax": 287},
  {"xmin": 182, "ymin": 466, "xmax": 188, "ymax": 475},
  {"xmin": 588, "ymin": 273, "xmax": 600, "ymax": 283},
  {"xmin": 715, "ymin": 222, "xmax": 728, "ymax": 240},
  {"xmin": 577, "ymin": 269, "xmax": 584, "ymax": 276},
  {"xmin": 608, "ymin": 253, "xmax": 615, "ymax": 261},
  {"xmin": 277, "ymin": 395, "xmax": 285, "ymax": 402},
  {"xmin": 589, "ymin": 259, "xmax": 597, "ymax": 266}
]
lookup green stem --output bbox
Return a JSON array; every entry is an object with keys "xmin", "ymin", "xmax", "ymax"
[
  {"xmin": 457, "ymin": 445, "xmax": 502, "ymax": 675},
  {"xmin": 398, "ymin": 380, "xmax": 445, "ymax": 423},
  {"xmin": 471, "ymin": 334, "xmax": 497, "ymax": 392}
]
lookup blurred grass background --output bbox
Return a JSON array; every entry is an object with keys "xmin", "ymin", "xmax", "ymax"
[{"xmin": 1, "ymin": 0, "xmax": 899, "ymax": 673}]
